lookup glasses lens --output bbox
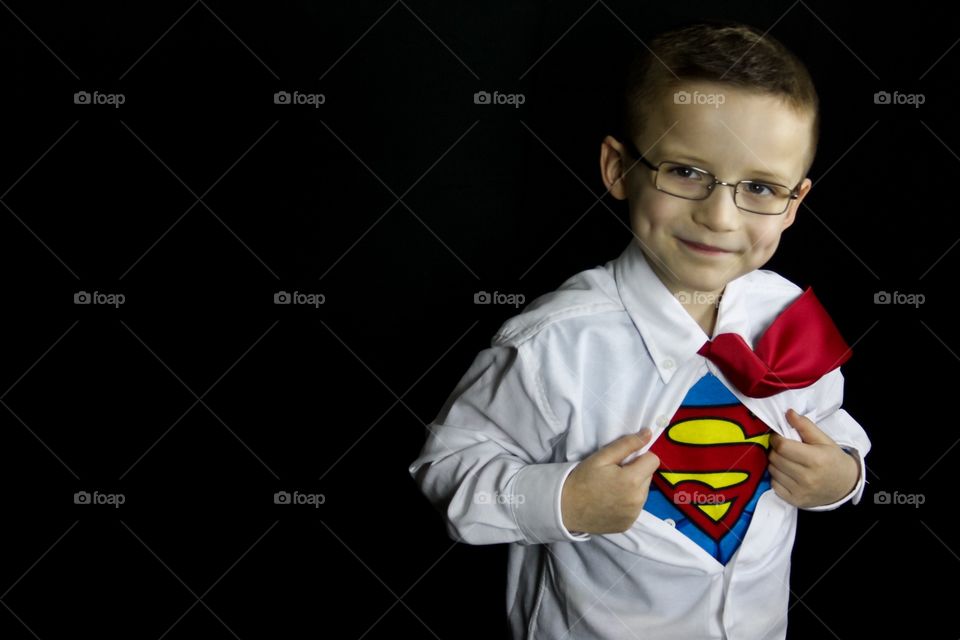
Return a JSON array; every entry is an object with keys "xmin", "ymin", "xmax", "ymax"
[
  {"xmin": 655, "ymin": 162, "xmax": 712, "ymax": 199},
  {"xmin": 736, "ymin": 181, "xmax": 792, "ymax": 214}
]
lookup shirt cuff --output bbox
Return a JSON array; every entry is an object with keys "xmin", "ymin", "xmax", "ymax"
[
  {"xmin": 510, "ymin": 461, "xmax": 593, "ymax": 544},
  {"xmin": 803, "ymin": 445, "xmax": 867, "ymax": 511}
]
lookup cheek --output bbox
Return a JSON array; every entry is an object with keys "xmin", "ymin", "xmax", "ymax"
[
  {"xmin": 630, "ymin": 187, "xmax": 680, "ymax": 234},
  {"xmin": 746, "ymin": 221, "xmax": 788, "ymax": 257}
]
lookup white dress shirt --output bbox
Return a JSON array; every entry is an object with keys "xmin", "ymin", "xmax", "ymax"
[{"xmin": 408, "ymin": 239, "xmax": 871, "ymax": 639}]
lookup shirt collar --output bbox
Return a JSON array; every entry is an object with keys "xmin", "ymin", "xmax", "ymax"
[{"xmin": 611, "ymin": 239, "xmax": 753, "ymax": 385}]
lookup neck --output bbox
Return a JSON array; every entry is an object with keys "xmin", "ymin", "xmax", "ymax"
[
  {"xmin": 684, "ymin": 301, "xmax": 719, "ymax": 337},
  {"xmin": 638, "ymin": 247, "xmax": 724, "ymax": 336}
]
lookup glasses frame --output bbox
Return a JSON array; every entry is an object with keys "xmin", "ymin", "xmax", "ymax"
[{"xmin": 620, "ymin": 138, "xmax": 802, "ymax": 216}]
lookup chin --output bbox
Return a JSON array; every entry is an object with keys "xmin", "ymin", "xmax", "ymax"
[{"xmin": 676, "ymin": 269, "xmax": 734, "ymax": 294}]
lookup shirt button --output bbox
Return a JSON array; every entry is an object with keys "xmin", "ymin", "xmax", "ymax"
[
  {"xmin": 664, "ymin": 518, "xmax": 676, "ymax": 527},
  {"xmin": 662, "ymin": 358, "xmax": 675, "ymax": 370}
]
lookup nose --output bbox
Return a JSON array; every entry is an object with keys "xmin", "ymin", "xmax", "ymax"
[{"xmin": 691, "ymin": 182, "xmax": 741, "ymax": 232}]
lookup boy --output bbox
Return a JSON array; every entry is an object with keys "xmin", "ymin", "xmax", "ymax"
[{"xmin": 408, "ymin": 22, "xmax": 871, "ymax": 640}]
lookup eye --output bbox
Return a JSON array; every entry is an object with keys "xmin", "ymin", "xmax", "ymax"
[
  {"xmin": 743, "ymin": 181, "xmax": 775, "ymax": 197},
  {"xmin": 667, "ymin": 165, "xmax": 702, "ymax": 181}
]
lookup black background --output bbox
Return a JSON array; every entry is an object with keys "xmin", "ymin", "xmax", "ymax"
[{"xmin": 1, "ymin": 1, "xmax": 954, "ymax": 638}]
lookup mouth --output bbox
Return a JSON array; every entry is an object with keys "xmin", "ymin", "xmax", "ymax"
[{"xmin": 677, "ymin": 238, "xmax": 734, "ymax": 255}]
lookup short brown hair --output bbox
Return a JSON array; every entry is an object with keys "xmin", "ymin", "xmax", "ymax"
[{"xmin": 621, "ymin": 21, "xmax": 820, "ymax": 177}]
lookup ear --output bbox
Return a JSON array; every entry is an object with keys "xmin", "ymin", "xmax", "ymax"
[
  {"xmin": 600, "ymin": 135, "xmax": 631, "ymax": 201},
  {"xmin": 780, "ymin": 177, "xmax": 812, "ymax": 232}
]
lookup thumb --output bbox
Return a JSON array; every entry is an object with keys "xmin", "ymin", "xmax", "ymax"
[
  {"xmin": 594, "ymin": 429, "xmax": 653, "ymax": 466},
  {"xmin": 786, "ymin": 408, "xmax": 834, "ymax": 445}
]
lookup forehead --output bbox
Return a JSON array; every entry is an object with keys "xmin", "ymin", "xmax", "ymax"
[{"xmin": 640, "ymin": 81, "xmax": 813, "ymax": 183}]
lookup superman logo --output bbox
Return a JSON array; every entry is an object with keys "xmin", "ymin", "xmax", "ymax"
[{"xmin": 649, "ymin": 403, "xmax": 772, "ymax": 542}]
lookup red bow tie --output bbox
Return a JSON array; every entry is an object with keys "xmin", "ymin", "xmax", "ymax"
[{"xmin": 697, "ymin": 287, "xmax": 852, "ymax": 398}]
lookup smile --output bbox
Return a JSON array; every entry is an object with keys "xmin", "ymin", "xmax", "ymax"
[{"xmin": 678, "ymin": 238, "xmax": 734, "ymax": 255}]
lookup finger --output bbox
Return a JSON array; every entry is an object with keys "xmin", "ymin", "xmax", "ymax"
[
  {"xmin": 596, "ymin": 429, "xmax": 653, "ymax": 466},
  {"xmin": 768, "ymin": 432, "xmax": 787, "ymax": 456},
  {"xmin": 786, "ymin": 409, "xmax": 835, "ymax": 446},
  {"xmin": 770, "ymin": 477, "xmax": 793, "ymax": 503},
  {"xmin": 769, "ymin": 436, "xmax": 819, "ymax": 466},
  {"xmin": 768, "ymin": 448, "xmax": 807, "ymax": 480},
  {"xmin": 768, "ymin": 462, "xmax": 799, "ymax": 492},
  {"xmin": 623, "ymin": 451, "xmax": 660, "ymax": 479}
]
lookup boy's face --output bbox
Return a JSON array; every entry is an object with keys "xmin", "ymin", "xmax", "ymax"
[{"xmin": 601, "ymin": 80, "xmax": 814, "ymax": 298}]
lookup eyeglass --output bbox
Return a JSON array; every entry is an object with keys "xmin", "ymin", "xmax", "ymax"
[{"xmin": 620, "ymin": 138, "xmax": 802, "ymax": 215}]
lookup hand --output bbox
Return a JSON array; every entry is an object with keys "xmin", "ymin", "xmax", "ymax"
[
  {"xmin": 561, "ymin": 429, "xmax": 661, "ymax": 534},
  {"xmin": 768, "ymin": 409, "xmax": 860, "ymax": 508}
]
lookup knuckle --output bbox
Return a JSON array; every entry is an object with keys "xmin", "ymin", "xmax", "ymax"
[{"xmin": 632, "ymin": 473, "xmax": 651, "ymax": 491}]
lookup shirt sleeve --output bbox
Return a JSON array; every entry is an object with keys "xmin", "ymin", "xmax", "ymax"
[
  {"xmin": 801, "ymin": 368, "xmax": 872, "ymax": 511},
  {"xmin": 408, "ymin": 337, "xmax": 592, "ymax": 545}
]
